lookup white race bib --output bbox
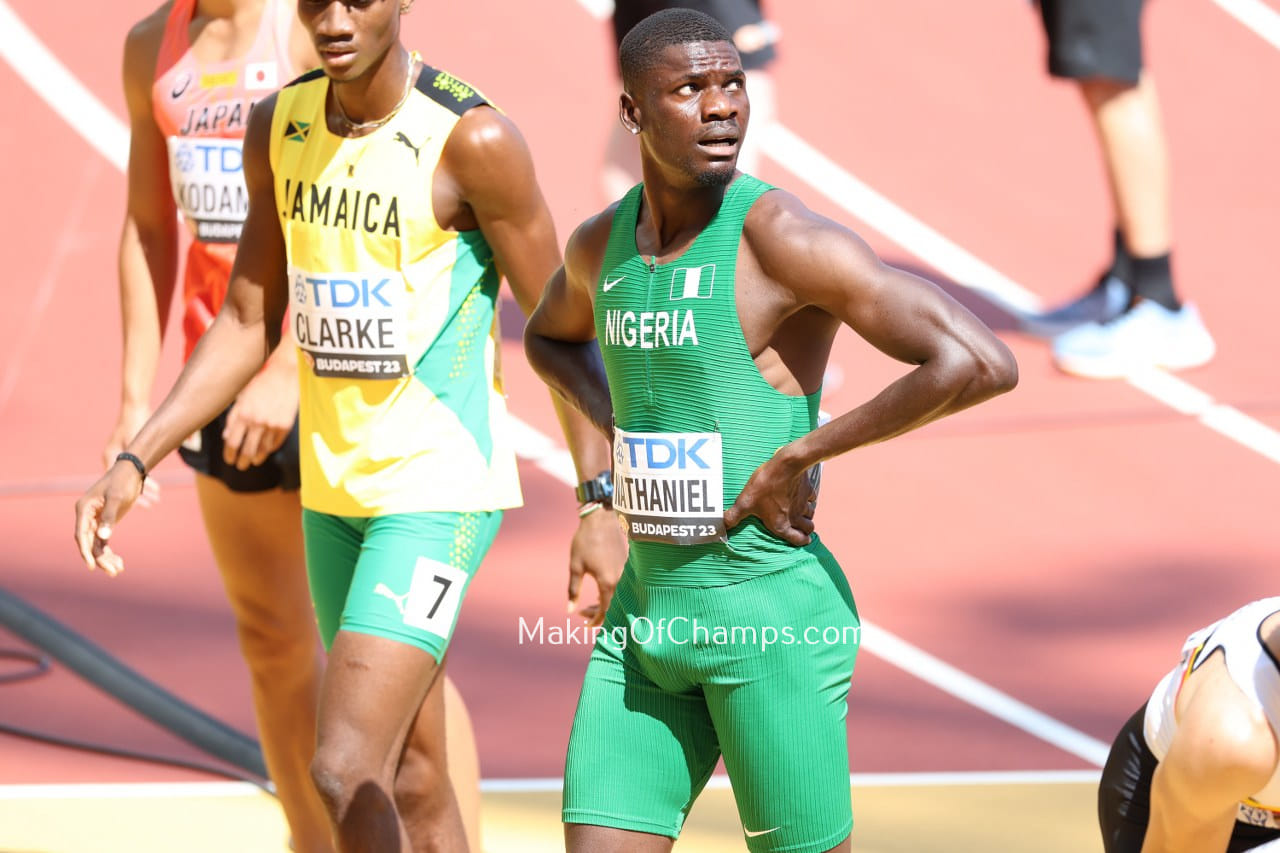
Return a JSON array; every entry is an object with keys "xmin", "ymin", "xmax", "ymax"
[
  {"xmin": 613, "ymin": 428, "xmax": 725, "ymax": 545},
  {"xmin": 1238, "ymin": 801, "xmax": 1280, "ymax": 830},
  {"xmin": 290, "ymin": 267, "xmax": 411, "ymax": 379},
  {"xmin": 167, "ymin": 136, "xmax": 246, "ymax": 243}
]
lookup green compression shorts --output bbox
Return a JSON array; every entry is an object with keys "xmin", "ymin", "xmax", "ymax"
[
  {"xmin": 562, "ymin": 539, "xmax": 861, "ymax": 852},
  {"xmin": 302, "ymin": 509, "xmax": 501, "ymax": 661}
]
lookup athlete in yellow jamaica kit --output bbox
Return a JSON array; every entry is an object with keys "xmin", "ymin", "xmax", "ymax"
[
  {"xmin": 77, "ymin": 0, "xmax": 623, "ymax": 849},
  {"xmin": 106, "ymin": 0, "xmax": 487, "ymax": 848}
]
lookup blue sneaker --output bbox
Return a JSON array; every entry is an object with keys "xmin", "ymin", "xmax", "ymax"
[
  {"xmin": 1020, "ymin": 275, "xmax": 1130, "ymax": 338},
  {"xmin": 1052, "ymin": 300, "xmax": 1215, "ymax": 379}
]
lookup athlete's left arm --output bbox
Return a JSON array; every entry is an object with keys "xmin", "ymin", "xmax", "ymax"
[
  {"xmin": 725, "ymin": 191, "xmax": 1018, "ymax": 544},
  {"xmin": 75, "ymin": 96, "xmax": 289, "ymax": 574},
  {"xmin": 443, "ymin": 108, "xmax": 624, "ymax": 625}
]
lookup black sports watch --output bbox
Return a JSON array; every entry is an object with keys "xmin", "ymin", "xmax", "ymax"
[{"xmin": 574, "ymin": 470, "xmax": 613, "ymax": 506}]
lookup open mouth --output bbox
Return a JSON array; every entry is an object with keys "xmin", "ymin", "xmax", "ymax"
[{"xmin": 698, "ymin": 135, "xmax": 739, "ymax": 155}]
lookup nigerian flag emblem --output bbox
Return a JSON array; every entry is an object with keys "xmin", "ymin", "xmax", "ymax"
[{"xmin": 669, "ymin": 264, "xmax": 715, "ymax": 300}]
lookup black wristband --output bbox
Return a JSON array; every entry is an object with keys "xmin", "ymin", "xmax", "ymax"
[{"xmin": 115, "ymin": 452, "xmax": 147, "ymax": 482}]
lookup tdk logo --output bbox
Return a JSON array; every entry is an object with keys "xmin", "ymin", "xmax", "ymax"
[
  {"xmin": 303, "ymin": 276, "xmax": 393, "ymax": 308},
  {"xmin": 174, "ymin": 142, "xmax": 242, "ymax": 174},
  {"xmin": 618, "ymin": 436, "xmax": 711, "ymax": 470}
]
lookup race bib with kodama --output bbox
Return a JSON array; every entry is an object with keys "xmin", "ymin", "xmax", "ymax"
[
  {"xmin": 613, "ymin": 428, "xmax": 725, "ymax": 545},
  {"xmin": 167, "ymin": 136, "xmax": 247, "ymax": 244}
]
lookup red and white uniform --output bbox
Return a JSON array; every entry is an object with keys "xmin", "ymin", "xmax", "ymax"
[{"xmin": 151, "ymin": 0, "xmax": 295, "ymax": 358}]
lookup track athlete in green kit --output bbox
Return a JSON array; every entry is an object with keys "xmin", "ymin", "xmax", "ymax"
[{"xmin": 524, "ymin": 9, "xmax": 1019, "ymax": 852}]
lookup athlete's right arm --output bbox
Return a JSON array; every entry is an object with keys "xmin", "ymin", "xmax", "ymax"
[
  {"xmin": 523, "ymin": 213, "xmax": 616, "ymax": 440},
  {"xmin": 74, "ymin": 95, "xmax": 288, "ymax": 575},
  {"xmin": 107, "ymin": 13, "xmax": 177, "ymax": 477}
]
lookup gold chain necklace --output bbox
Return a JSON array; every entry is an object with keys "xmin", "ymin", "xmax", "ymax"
[{"xmin": 331, "ymin": 51, "xmax": 419, "ymax": 134}]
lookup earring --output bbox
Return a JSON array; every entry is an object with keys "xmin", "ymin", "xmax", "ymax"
[{"xmin": 629, "ymin": 126, "xmax": 640, "ymax": 135}]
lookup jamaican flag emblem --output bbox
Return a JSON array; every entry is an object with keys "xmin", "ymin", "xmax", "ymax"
[{"xmin": 284, "ymin": 120, "xmax": 311, "ymax": 142}]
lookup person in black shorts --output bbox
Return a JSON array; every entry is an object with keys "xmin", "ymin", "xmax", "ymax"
[
  {"xmin": 176, "ymin": 408, "xmax": 302, "ymax": 491},
  {"xmin": 1023, "ymin": 0, "xmax": 1215, "ymax": 380},
  {"xmin": 1098, "ymin": 598, "xmax": 1280, "ymax": 852}
]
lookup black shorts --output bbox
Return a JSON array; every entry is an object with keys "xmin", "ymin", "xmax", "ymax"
[
  {"xmin": 1098, "ymin": 703, "xmax": 1280, "ymax": 853},
  {"xmin": 1038, "ymin": 0, "xmax": 1145, "ymax": 83},
  {"xmin": 612, "ymin": 0, "xmax": 777, "ymax": 70},
  {"xmin": 177, "ymin": 406, "xmax": 301, "ymax": 493}
]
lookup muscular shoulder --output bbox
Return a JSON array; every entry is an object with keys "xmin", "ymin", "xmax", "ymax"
[
  {"xmin": 443, "ymin": 106, "xmax": 527, "ymax": 171},
  {"xmin": 744, "ymin": 186, "xmax": 831, "ymax": 252},
  {"xmin": 1175, "ymin": 656, "xmax": 1279, "ymax": 790},
  {"xmin": 123, "ymin": 3, "xmax": 171, "ymax": 90},
  {"xmin": 744, "ymin": 187, "xmax": 861, "ymax": 283},
  {"xmin": 437, "ymin": 105, "xmax": 542, "ymax": 214},
  {"xmin": 565, "ymin": 204, "xmax": 621, "ymax": 281}
]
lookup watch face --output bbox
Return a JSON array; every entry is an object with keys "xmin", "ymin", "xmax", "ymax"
[{"xmin": 577, "ymin": 472, "xmax": 613, "ymax": 504}]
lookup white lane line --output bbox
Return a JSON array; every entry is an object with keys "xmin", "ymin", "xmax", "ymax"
[
  {"xmin": 760, "ymin": 124, "xmax": 1044, "ymax": 315},
  {"xmin": 1126, "ymin": 367, "xmax": 1280, "ymax": 463},
  {"xmin": 860, "ymin": 622, "xmax": 1111, "ymax": 766},
  {"xmin": 0, "ymin": 782, "xmax": 266, "ymax": 800},
  {"xmin": 0, "ymin": 1, "xmax": 128, "ymax": 171},
  {"xmin": 576, "ymin": 0, "xmax": 613, "ymax": 20},
  {"xmin": 0, "ymin": 770, "xmax": 1101, "ymax": 799},
  {"xmin": 759, "ymin": 123, "xmax": 1280, "ymax": 466},
  {"xmin": 485, "ymin": 768, "xmax": 1104, "ymax": 792},
  {"xmin": 1210, "ymin": 0, "xmax": 1280, "ymax": 50},
  {"xmin": 2, "ymin": 0, "xmax": 1110, "ymax": 775}
]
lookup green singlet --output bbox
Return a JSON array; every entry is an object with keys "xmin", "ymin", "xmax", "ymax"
[{"xmin": 562, "ymin": 176, "xmax": 861, "ymax": 852}]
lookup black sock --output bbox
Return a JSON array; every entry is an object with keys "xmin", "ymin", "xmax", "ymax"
[
  {"xmin": 1129, "ymin": 252, "xmax": 1180, "ymax": 310},
  {"xmin": 1107, "ymin": 228, "xmax": 1133, "ymax": 285}
]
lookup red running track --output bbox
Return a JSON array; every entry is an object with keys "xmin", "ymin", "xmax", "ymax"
[{"xmin": 0, "ymin": 0, "xmax": 1277, "ymax": 787}]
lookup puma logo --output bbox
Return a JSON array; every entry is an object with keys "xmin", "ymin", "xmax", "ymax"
[
  {"xmin": 374, "ymin": 582, "xmax": 409, "ymax": 616},
  {"xmin": 393, "ymin": 131, "xmax": 429, "ymax": 164}
]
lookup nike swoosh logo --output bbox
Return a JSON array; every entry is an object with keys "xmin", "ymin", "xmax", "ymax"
[
  {"xmin": 744, "ymin": 827, "xmax": 780, "ymax": 837},
  {"xmin": 602, "ymin": 276, "xmax": 624, "ymax": 292}
]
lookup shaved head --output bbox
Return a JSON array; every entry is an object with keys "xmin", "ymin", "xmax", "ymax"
[{"xmin": 619, "ymin": 8, "xmax": 735, "ymax": 94}]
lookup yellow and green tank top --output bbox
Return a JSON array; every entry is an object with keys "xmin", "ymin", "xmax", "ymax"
[{"xmin": 269, "ymin": 60, "xmax": 521, "ymax": 517}]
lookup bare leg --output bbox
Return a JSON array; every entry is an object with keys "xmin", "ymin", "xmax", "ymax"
[
  {"xmin": 195, "ymin": 475, "xmax": 332, "ymax": 853},
  {"xmin": 311, "ymin": 631, "xmax": 464, "ymax": 852},
  {"xmin": 443, "ymin": 677, "xmax": 481, "ymax": 851},
  {"xmin": 396, "ymin": 659, "xmax": 476, "ymax": 851},
  {"xmin": 1080, "ymin": 73, "xmax": 1171, "ymax": 258}
]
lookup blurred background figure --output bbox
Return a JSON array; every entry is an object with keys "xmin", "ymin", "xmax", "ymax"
[
  {"xmin": 1021, "ymin": 0, "xmax": 1215, "ymax": 379},
  {"xmin": 600, "ymin": 0, "xmax": 779, "ymax": 200}
]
